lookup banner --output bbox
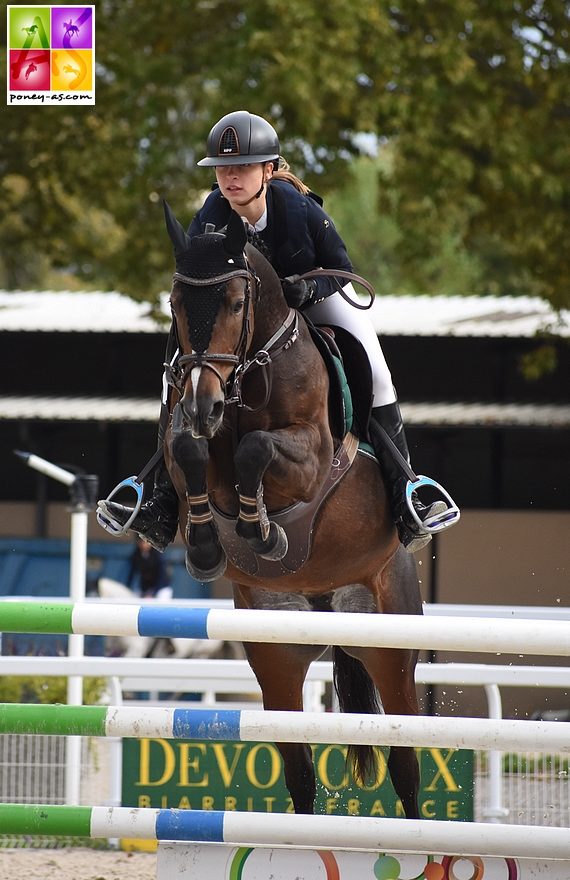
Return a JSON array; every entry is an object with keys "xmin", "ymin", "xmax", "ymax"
[{"xmin": 122, "ymin": 738, "xmax": 473, "ymax": 821}]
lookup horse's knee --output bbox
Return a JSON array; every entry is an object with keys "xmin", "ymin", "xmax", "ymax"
[
  {"xmin": 172, "ymin": 433, "xmax": 208, "ymax": 472},
  {"xmin": 235, "ymin": 431, "xmax": 275, "ymax": 485}
]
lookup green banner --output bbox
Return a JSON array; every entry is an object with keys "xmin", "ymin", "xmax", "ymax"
[{"xmin": 122, "ymin": 739, "xmax": 473, "ymax": 820}]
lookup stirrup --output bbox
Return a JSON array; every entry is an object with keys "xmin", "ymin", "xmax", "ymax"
[
  {"xmin": 96, "ymin": 476, "xmax": 144, "ymax": 536},
  {"xmin": 405, "ymin": 476, "xmax": 460, "ymax": 533}
]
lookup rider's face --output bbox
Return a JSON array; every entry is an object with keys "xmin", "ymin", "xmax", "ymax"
[{"xmin": 215, "ymin": 162, "xmax": 272, "ymax": 208}]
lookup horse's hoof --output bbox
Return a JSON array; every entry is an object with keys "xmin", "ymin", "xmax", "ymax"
[
  {"xmin": 185, "ymin": 549, "xmax": 227, "ymax": 582},
  {"xmin": 251, "ymin": 522, "xmax": 288, "ymax": 561}
]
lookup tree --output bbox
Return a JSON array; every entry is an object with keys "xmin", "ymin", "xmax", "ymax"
[
  {"xmin": 1, "ymin": 0, "xmax": 568, "ymax": 308},
  {"xmin": 367, "ymin": 0, "xmax": 569, "ymax": 308}
]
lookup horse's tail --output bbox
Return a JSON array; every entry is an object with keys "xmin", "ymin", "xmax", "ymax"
[{"xmin": 332, "ymin": 646, "xmax": 381, "ymax": 784}]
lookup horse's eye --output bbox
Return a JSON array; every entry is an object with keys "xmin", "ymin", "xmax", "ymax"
[{"xmin": 233, "ymin": 300, "xmax": 245, "ymax": 314}]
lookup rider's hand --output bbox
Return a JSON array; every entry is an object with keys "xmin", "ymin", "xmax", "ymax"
[{"xmin": 281, "ymin": 275, "xmax": 316, "ymax": 309}]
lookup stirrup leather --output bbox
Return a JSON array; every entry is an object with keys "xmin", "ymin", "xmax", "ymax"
[
  {"xmin": 96, "ymin": 476, "xmax": 145, "ymax": 536},
  {"xmin": 405, "ymin": 476, "xmax": 461, "ymax": 533}
]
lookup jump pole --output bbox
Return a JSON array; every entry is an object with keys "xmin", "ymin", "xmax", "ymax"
[
  {"xmin": 1, "ymin": 703, "xmax": 570, "ymax": 753},
  {"xmin": 1, "ymin": 601, "xmax": 570, "ymax": 656},
  {"xmin": 13, "ymin": 453, "xmax": 98, "ymax": 807},
  {"xmin": 0, "ymin": 804, "xmax": 568, "ymax": 860}
]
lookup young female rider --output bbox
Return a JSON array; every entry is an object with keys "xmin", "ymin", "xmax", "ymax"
[{"xmin": 99, "ymin": 111, "xmax": 457, "ymax": 554}]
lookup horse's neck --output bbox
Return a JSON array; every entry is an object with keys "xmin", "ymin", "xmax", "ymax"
[{"xmin": 251, "ymin": 292, "xmax": 289, "ymax": 351}]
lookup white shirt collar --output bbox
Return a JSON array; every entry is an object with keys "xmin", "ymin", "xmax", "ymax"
[{"xmin": 251, "ymin": 206, "xmax": 268, "ymax": 232}]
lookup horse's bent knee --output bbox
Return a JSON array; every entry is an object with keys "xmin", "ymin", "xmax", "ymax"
[{"xmin": 235, "ymin": 431, "xmax": 275, "ymax": 477}]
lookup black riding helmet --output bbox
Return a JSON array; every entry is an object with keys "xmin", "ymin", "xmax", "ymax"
[{"xmin": 197, "ymin": 111, "xmax": 280, "ymax": 167}]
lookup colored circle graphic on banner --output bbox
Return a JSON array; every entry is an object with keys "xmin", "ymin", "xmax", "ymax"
[
  {"xmin": 228, "ymin": 846, "xmax": 340, "ymax": 878},
  {"xmin": 441, "ymin": 855, "xmax": 519, "ymax": 879}
]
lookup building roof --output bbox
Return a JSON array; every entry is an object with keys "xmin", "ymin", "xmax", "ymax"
[
  {"xmin": 0, "ymin": 395, "xmax": 568, "ymax": 427},
  {"xmin": 0, "ymin": 290, "xmax": 567, "ymax": 338}
]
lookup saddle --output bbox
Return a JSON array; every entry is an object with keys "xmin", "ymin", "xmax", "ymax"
[{"xmin": 210, "ymin": 320, "xmax": 375, "ymax": 578}]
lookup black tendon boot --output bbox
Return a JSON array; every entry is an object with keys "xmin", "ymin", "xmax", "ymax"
[
  {"xmin": 370, "ymin": 402, "xmax": 448, "ymax": 553},
  {"xmin": 99, "ymin": 456, "xmax": 179, "ymax": 552}
]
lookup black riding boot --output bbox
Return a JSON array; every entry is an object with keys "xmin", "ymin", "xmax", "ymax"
[
  {"xmin": 101, "ymin": 457, "xmax": 179, "ymax": 552},
  {"xmin": 98, "ymin": 389, "xmax": 180, "ymax": 552},
  {"xmin": 370, "ymin": 402, "xmax": 448, "ymax": 553}
]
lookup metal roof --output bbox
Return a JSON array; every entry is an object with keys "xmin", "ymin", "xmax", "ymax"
[
  {"xmin": 0, "ymin": 290, "xmax": 567, "ymax": 338},
  {"xmin": 1, "ymin": 396, "xmax": 567, "ymax": 427}
]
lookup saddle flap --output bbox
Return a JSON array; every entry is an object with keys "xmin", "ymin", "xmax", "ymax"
[{"xmin": 303, "ymin": 317, "xmax": 374, "ymax": 443}]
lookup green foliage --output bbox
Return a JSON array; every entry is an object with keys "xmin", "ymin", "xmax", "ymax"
[
  {"xmin": 326, "ymin": 155, "xmax": 484, "ymax": 295},
  {"xmin": 2, "ymin": 0, "xmax": 568, "ymax": 309},
  {"xmin": 503, "ymin": 753, "xmax": 569, "ymax": 775},
  {"xmin": 519, "ymin": 342, "xmax": 558, "ymax": 380},
  {"xmin": 0, "ymin": 676, "xmax": 107, "ymax": 705}
]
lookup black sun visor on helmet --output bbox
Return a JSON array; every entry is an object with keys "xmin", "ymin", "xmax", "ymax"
[{"xmin": 197, "ymin": 110, "xmax": 280, "ymax": 167}]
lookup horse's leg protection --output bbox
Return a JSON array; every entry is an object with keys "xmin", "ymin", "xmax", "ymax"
[
  {"xmin": 233, "ymin": 431, "xmax": 288, "ymax": 560},
  {"xmin": 171, "ymin": 433, "xmax": 226, "ymax": 581}
]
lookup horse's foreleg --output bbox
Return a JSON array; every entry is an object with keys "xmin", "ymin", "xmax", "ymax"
[
  {"xmin": 233, "ymin": 430, "xmax": 288, "ymax": 560},
  {"xmin": 171, "ymin": 432, "xmax": 226, "ymax": 581},
  {"xmin": 233, "ymin": 427, "xmax": 324, "ymax": 560}
]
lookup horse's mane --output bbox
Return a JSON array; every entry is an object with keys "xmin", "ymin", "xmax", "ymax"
[
  {"xmin": 245, "ymin": 227, "xmax": 272, "ymax": 262},
  {"xmin": 244, "ymin": 236, "xmax": 284, "ymax": 302}
]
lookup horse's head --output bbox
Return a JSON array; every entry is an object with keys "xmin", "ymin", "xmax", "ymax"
[{"xmin": 164, "ymin": 203, "xmax": 259, "ymax": 439}]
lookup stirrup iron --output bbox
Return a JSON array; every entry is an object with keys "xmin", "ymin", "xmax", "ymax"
[
  {"xmin": 405, "ymin": 476, "xmax": 461, "ymax": 533},
  {"xmin": 96, "ymin": 476, "xmax": 145, "ymax": 536}
]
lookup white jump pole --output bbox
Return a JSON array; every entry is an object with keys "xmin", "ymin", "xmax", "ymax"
[
  {"xmin": 14, "ymin": 451, "xmax": 98, "ymax": 807},
  {"xmin": 7, "ymin": 603, "xmax": 569, "ymax": 657},
  {"xmin": 66, "ymin": 503, "xmax": 87, "ymax": 806}
]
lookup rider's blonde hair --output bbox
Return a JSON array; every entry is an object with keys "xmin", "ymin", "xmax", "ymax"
[{"xmin": 271, "ymin": 158, "xmax": 310, "ymax": 195}]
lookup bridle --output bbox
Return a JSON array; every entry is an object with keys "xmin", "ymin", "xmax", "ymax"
[
  {"xmin": 165, "ymin": 260, "xmax": 299, "ymax": 414},
  {"xmin": 165, "ymin": 265, "xmax": 256, "ymax": 398},
  {"xmin": 165, "ymin": 256, "xmax": 372, "ymax": 415}
]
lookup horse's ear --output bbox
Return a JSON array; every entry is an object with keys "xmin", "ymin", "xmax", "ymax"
[
  {"xmin": 224, "ymin": 210, "xmax": 248, "ymax": 257},
  {"xmin": 163, "ymin": 199, "xmax": 191, "ymax": 255}
]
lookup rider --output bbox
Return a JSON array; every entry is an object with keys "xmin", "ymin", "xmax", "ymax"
[{"xmin": 99, "ymin": 111, "xmax": 458, "ymax": 554}]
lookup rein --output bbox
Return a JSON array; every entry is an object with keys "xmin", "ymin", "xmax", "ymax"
[
  {"xmin": 300, "ymin": 268, "xmax": 376, "ymax": 310},
  {"xmin": 227, "ymin": 308, "xmax": 298, "ymax": 412},
  {"xmin": 167, "ymin": 259, "xmax": 373, "ymax": 415}
]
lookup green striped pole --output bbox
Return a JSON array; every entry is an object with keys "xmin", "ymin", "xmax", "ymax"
[
  {"xmin": 0, "ymin": 804, "xmax": 92, "ymax": 836},
  {"xmin": 0, "ymin": 703, "xmax": 106, "ymax": 736},
  {"xmin": 0, "ymin": 601, "xmax": 73, "ymax": 634}
]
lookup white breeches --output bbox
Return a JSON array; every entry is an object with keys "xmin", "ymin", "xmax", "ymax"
[{"xmin": 304, "ymin": 286, "xmax": 396, "ymax": 406}]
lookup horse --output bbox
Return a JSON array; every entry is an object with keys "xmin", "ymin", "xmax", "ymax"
[
  {"xmin": 159, "ymin": 203, "xmax": 423, "ymax": 818},
  {"xmin": 63, "ymin": 22, "xmax": 80, "ymax": 38}
]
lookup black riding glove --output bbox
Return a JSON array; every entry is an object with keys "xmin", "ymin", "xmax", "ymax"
[{"xmin": 281, "ymin": 275, "xmax": 317, "ymax": 309}]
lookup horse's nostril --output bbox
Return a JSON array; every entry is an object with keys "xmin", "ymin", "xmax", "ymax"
[{"xmin": 209, "ymin": 401, "xmax": 224, "ymax": 424}]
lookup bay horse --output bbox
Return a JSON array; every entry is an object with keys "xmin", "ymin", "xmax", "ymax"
[{"xmin": 162, "ymin": 203, "xmax": 422, "ymax": 818}]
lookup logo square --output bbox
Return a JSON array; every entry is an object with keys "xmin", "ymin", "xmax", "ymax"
[{"xmin": 51, "ymin": 7, "xmax": 93, "ymax": 49}]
